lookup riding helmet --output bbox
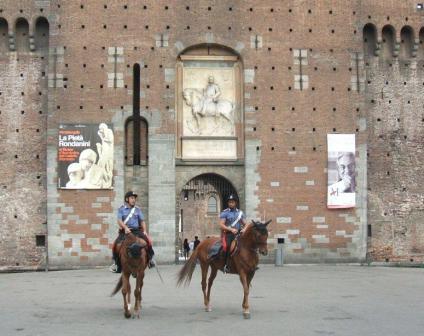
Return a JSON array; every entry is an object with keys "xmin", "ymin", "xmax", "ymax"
[
  {"xmin": 125, "ymin": 190, "xmax": 138, "ymax": 200},
  {"xmin": 227, "ymin": 194, "xmax": 238, "ymax": 202}
]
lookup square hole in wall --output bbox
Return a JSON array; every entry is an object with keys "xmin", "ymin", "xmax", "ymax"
[{"xmin": 36, "ymin": 235, "xmax": 46, "ymax": 247}]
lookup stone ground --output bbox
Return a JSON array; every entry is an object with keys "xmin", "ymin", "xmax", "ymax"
[{"xmin": 1, "ymin": 265, "xmax": 423, "ymax": 336}]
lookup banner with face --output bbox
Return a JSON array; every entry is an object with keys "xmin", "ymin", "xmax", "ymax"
[{"xmin": 327, "ymin": 134, "xmax": 356, "ymax": 208}]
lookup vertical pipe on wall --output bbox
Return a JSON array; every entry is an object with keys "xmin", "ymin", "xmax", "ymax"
[{"xmin": 133, "ymin": 64, "xmax": 141, "ymax": 165}]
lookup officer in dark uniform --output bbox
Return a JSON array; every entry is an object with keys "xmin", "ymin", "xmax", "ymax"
[
  {"xmin": 219, "ymin": 195, "xmax": 250, "ymax": 273},
  {"xmin": 110, "ymin": 191, "xmax": 155, "ymax": 273}
]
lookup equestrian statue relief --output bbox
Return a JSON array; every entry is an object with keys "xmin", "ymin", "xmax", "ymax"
[{"xmin": 182, "ymin": 75, "xmax": 234, "ymax": 134}]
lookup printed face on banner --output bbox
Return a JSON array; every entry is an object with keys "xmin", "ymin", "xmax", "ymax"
[
  {"xmin": 58, "ymin": 124, "xmax": 114, "ymax": 189},
  {"xmin": 327, "ymin": 134, "xmax": 356, "ymax": 208}
]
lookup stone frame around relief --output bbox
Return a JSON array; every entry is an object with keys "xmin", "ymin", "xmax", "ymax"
[{"xmin": 176, "ymin": 54, "xmax": 243, "ymax": 161}]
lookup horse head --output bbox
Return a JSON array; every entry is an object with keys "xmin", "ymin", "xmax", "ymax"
[
  {"xmin": 127, "ymin": 241, "xmax": 146, "ymax": 258},
  {"xmin": 183, "ymin": 88, "xmax": 204, "ymax": 114},
  {"xmin": 125, "ymin": 232, "xmax": 147, "ymax": 259},
  {"xmin": 182, "ymin": 89, "xmax": 193, "ymax": 106},
  {"xmin": 250, "ymin": 219, "xmax": 271, "ymax": 255}
]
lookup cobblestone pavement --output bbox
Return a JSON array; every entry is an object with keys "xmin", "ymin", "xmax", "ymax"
[{"xmin": 1, "ymin": 265, "xmax": 423, "ymax": 336}]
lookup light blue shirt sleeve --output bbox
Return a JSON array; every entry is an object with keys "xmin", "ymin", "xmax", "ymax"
[
  {"xmin": 138, "ymin": 208, "xmax": 144, "ymax": 222},
  {"xmin": 117, "ymin": 207, "xmax": 124, "ymax": 220}
]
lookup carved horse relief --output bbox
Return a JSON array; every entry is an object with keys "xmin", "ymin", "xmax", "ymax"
[{"xmin": 182, "ymin": 76, "xmax": 235, "ymax": 136}]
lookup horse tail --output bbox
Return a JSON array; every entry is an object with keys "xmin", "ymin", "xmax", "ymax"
[
  {"xmin": 110, "ymin": 275, "xmax": 123, "ymax": 297},
  {"xmin": 177, "ymin": 248, "xmax": 199, "ymax": 287}
]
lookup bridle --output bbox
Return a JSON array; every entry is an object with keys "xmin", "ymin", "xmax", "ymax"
[
  {"xmin": 238, "ymin": 225, "xmax": 268, "ymax": 254},
  {"xmin": 251, "ymin": 227, "xmax": 268, "ymax": 253}
]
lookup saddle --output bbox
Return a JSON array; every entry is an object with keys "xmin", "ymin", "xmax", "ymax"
[{"xmin": 207, "ymin": 237, "xmax": 239, "ymax": 260}]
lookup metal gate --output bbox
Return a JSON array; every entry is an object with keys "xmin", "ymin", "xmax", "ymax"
[{"xmin": 182, "ymin": 173, "xmax": 238, "ymax": 209}]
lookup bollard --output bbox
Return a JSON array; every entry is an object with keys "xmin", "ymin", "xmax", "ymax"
[{"xmin": 275, "ymin": 237, "xmax": 285, "ymax": 266}]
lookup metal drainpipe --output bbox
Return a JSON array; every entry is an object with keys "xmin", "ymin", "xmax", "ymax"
[{"xmin": 45, "ymin": 229, "xmax": 49, "ymax": 272}]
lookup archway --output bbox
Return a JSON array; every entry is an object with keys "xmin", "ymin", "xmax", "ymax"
[
  {"xmin": 363, "ymin": 23, "xmax": 377, "ymax": 57},
  {"xmin": 177, "ymin": 173, "xmax": 238, "ymax": 259}
]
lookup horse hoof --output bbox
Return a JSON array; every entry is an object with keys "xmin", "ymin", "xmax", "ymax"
[
  {"xmin": 243, "ymin": 312, "xmax": 251, "ymax": 319},
  {"xmin": 124, "ymin": 312, "xmax": 131, "ymax": 319},
  {"xmin": 205, "ymin": 306, "xmax": 212, "ymax": 312}
]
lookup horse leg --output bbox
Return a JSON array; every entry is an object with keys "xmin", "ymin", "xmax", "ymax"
[
  {"xmin": 194, "ymin": 114, "xmax": 200, "ymax": 133},
  {"xmin": 133, "ymin": 270, "xmax": 144, "ymax": 319},
  {"xmin": 247, "ymin": 271, "xmax": 255, "ymax": 287},
  {"xmin": 121, "ymin": 274, "xmax": 132, "ymax": 318},
  {"xmin": 205, "ymin": 266, "xmax": 218, "ymax": 312},
  {"xmin": 239, "ymin": 271, "xmax": 251, "ymax": 319},
  {"xmin": 200, "ymin": 261, "xmax": 210, "ymax": 311}
]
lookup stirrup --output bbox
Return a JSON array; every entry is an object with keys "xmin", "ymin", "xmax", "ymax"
[
  {"xmin": 109, "ymin": 263, "xmax": 118, "ymax": 273},
  {"xmin": 148, "ymin": 259, "xmax": 156, "ymax": 268},
  {"xmin": 223, "ymin": 265, "xmax": 230, "ymax": 273}
]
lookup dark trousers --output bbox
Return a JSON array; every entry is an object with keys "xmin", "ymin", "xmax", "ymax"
[{"xmin": 224, "ymin": 233, "xmax": 236, "ymax": 266}]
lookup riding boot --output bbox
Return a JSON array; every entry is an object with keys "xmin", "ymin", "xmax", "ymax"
[
  {"xmin": 223, "ymin": 251, "xmax": 230, "ymax": 273},
  {"xmin": 110, "ymin": 250, "xmax": 119, "ymax": 273},
  {"xmin": 115, "ymin": 254, "xmax": 122, "ymax": 273},
  {"xmin": 147, "ymin": 247, "xmax": 155, "ymax": 268},
  {"xmin": 110, "ymin": 234, "xmax": 124, "ymax": 273}
]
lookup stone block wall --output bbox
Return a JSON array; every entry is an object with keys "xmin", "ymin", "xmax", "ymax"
[
  {"xmin": 361, "ymin": 2, "xmax": 424, "ymax": 262},
  {"xmin": 0, "ymin": 11, "xmax": 48, "ymax": 268}
]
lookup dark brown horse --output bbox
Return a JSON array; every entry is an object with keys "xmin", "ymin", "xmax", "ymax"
[
  {"xmin": 111, "ymin": 232, "xmax": 148, "ymax": 318},
  {"xmin": 177, "ymin": 220, "xmax": 271, "ymax": 319}
]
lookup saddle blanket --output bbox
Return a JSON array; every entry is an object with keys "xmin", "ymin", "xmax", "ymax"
[{"xmin": 207, "ymin": 240, "xmax": 222, "ymax": 260}]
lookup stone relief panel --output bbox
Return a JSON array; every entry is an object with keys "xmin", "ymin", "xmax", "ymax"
[{"xmin": 182, "ymin": 68, "xmax": 236, "ymax": 137}]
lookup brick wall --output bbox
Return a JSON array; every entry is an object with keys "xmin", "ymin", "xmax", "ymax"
[{"xmin": 0, "ymin": 32, "xmax": 47, "ymax": 268}]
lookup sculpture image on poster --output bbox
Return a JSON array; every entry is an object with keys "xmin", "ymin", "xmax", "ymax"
[
  {"xmin": 58, "ymin": 123, "xmax": 114, "ymax": 189},
  {"xmin": 327, "ymin": 134, "xmax": 356, "ymax": 208}
]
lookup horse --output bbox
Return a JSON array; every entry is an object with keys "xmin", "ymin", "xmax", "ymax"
[
  {"xmin": 111, "ymin": 232, "xmax": 148, "ymax": 318},
  {"xmin": 177, "ymin": 220, "xmax": 271, "ymax": 319},
  {"xmin": 182, "ymin": 88, "xmax": 234, "ymax": 130}
]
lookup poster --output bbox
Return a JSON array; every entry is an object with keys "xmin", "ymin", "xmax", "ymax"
[
  {"xmin": 58, "ymin": 123, "xmax": 114, "ymax": 189},
  {"xmin": 327, "ymin": 134, "xmax": 356, "ymax": 208}
]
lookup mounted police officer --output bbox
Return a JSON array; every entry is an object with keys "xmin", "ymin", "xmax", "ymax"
[
  {"xmin": 219, "ymin": 194, "xmax": 250, "ymax": 273},
  {"xmin": 110, "ymin": 191, "xmax": 155, "ymax": 273}
]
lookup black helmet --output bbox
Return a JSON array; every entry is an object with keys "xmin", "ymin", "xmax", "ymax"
[
  {"xmin": 227, "ymin": 194, "xmax": 238, "ymax": 202},
  {"xmin": 125, "ymin": 191, "xmax": 138, "ymax": 200}
]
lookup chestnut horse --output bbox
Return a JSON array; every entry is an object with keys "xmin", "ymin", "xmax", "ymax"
[
  {"xmin": 111, "ymin": 232, "xmax": 148, "ymax": 318},
  {"xmin": 177, "ymin": 220, "xmax": 271, "ymax": 319}
]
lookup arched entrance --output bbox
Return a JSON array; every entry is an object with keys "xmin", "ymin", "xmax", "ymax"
[{"xmin": 177, "ymin": 173, "xmax": 238, "ymax": 258}]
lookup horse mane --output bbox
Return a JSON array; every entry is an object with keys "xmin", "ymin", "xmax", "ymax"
[
  {"xmin": 123, "ymin": 232, "xmax": 137, "ymax": 245},
  {"xmin": 243, "ymin": 222, "xmax": 268, "ymax": 237},
  {"xmin": 238, "ymin": 222, "xmax": 268, "ymax": 253},
  {"xmin": 253, "ymin": 223, "xmax": 268, "ymax": 235},
  {"xmin": 122, "ymin": 232, "xmax": 147, "ymax": 247}
]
